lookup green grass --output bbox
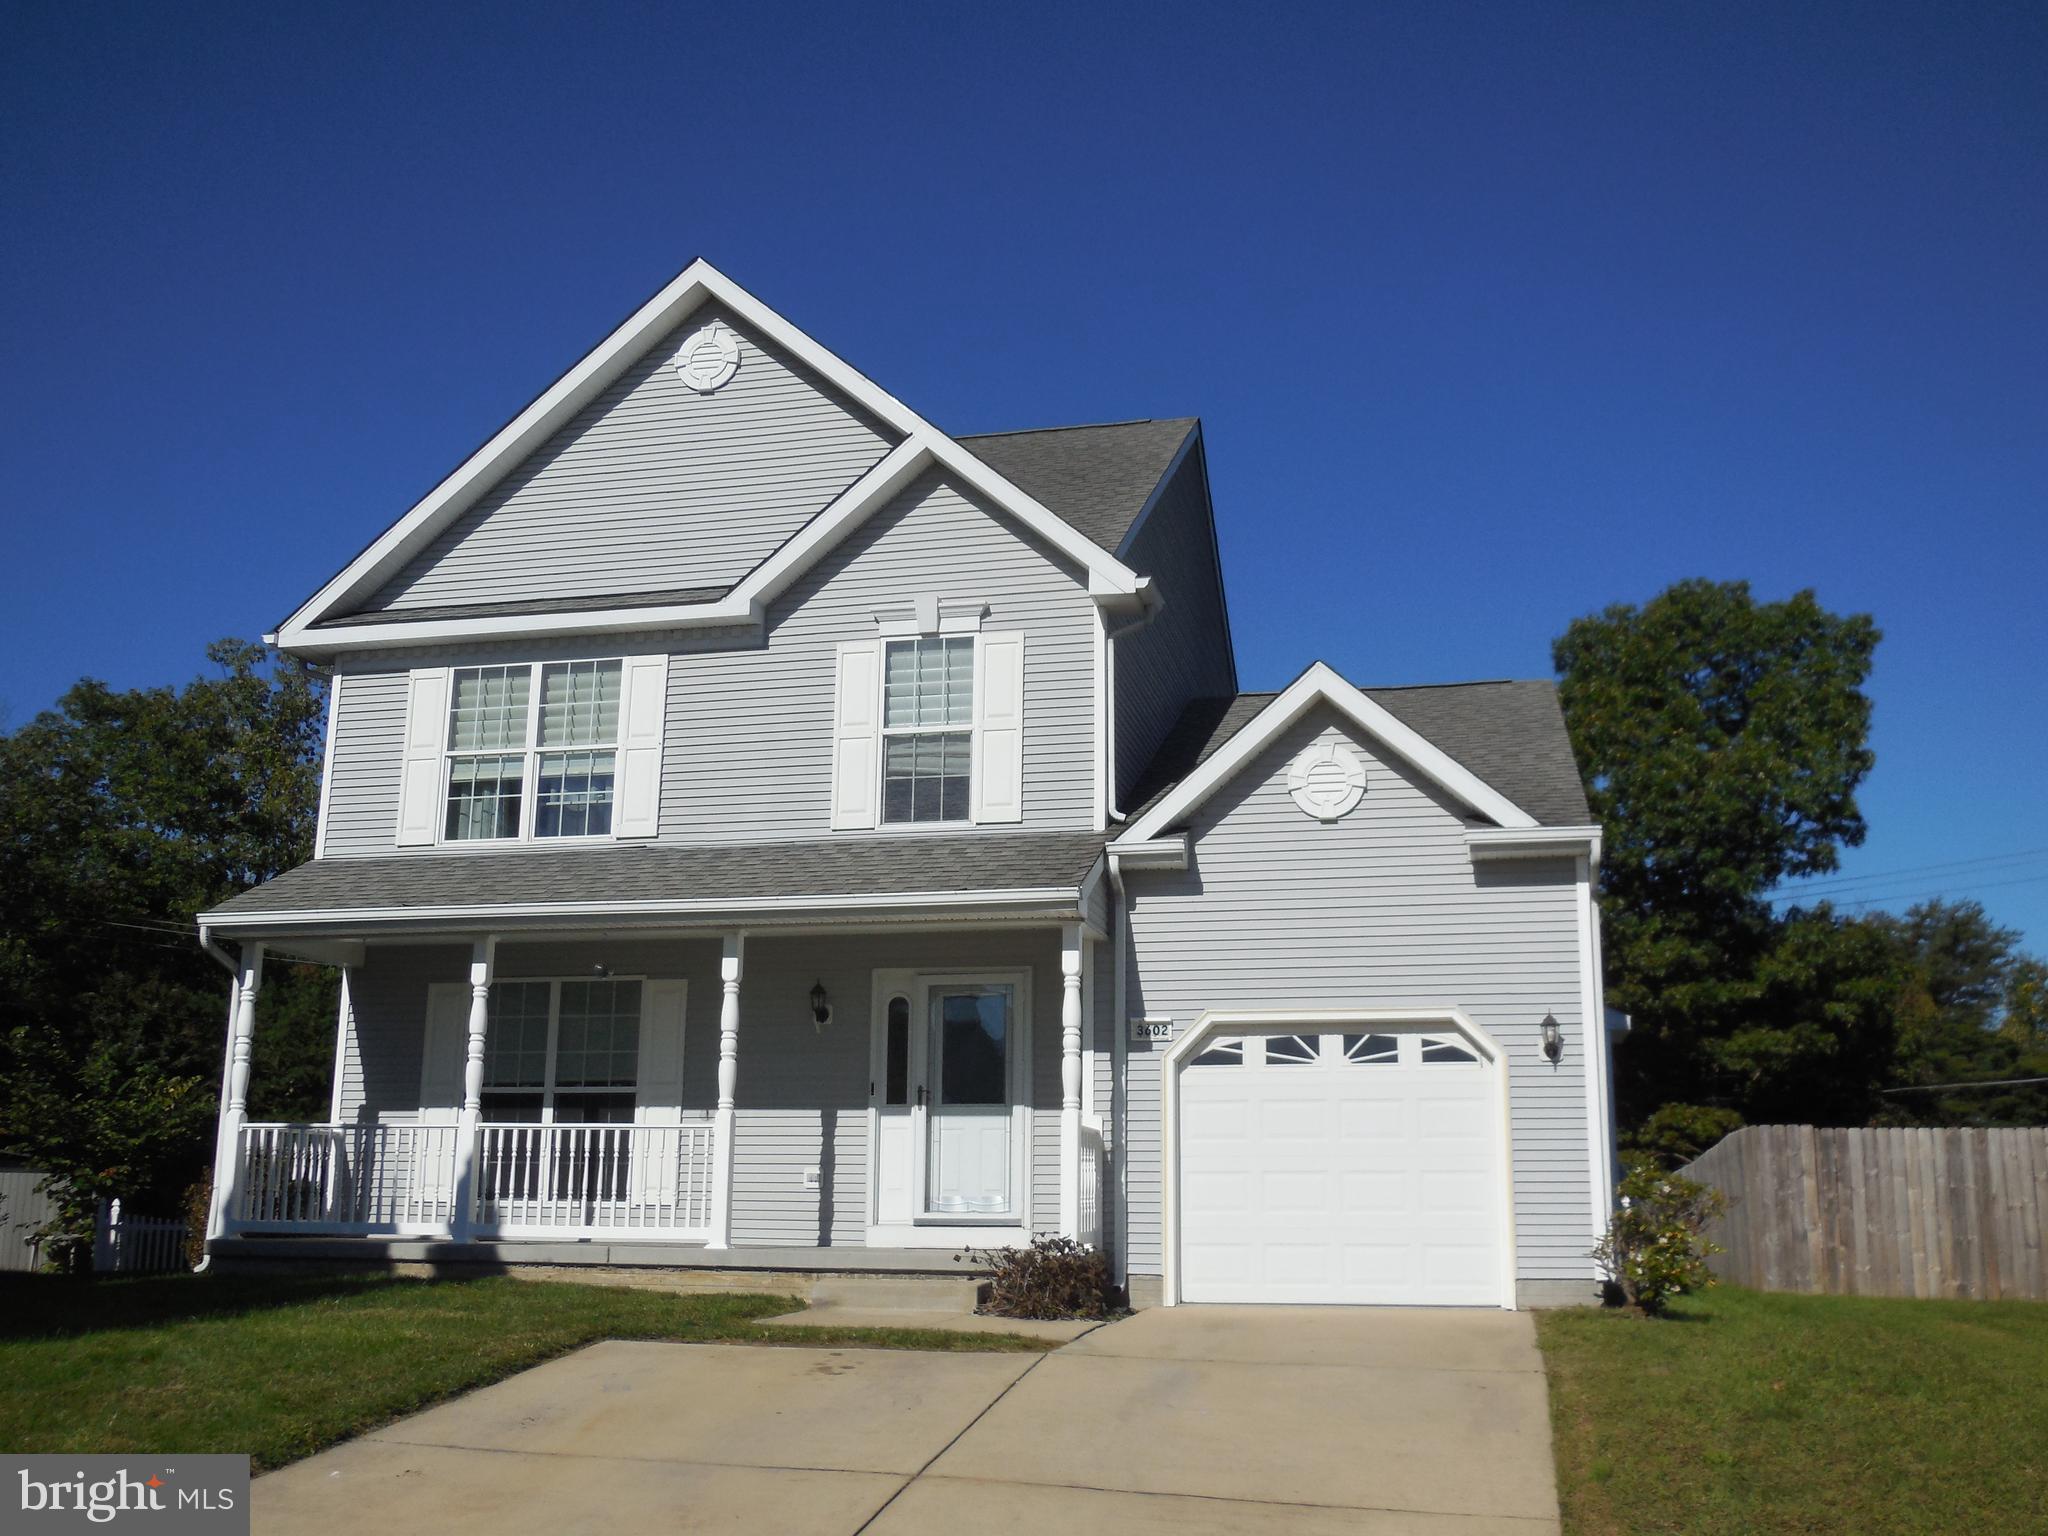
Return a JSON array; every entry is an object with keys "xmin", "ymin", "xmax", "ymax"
[
  {"xmin": 0, "ymin": 1271, "xmax": 1054, "ymax": 1470},
  {"xmin": 1537, "ymin": 1285, "xmax": 2048, "ymax": 1536}
]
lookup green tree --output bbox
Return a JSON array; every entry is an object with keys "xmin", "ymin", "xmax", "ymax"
[
  {"xmin": 1554, "ymin": 580, "xmax": 1888, "ymax": 1139},
  {"xmin": 0, "ymin": 641, "xmax": 333, "ymax": 1261},
  {"xmin": 1869, "ymin": 900, "xmax": 2048, "ymax": 1126}
]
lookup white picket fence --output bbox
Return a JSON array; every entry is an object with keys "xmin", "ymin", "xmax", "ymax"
[{"xmin": 93, "ymin": 1199, "xmax": 193, "ymax": 1275}]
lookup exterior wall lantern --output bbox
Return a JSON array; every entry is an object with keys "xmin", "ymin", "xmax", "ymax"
[
  {"xmin": 1540, "ymin": 1012, "xmax": 1563, "ymax": 1063},
  {"xmin": 809, "ymin": 981, "xmax": 833, "ymax": 1032}
]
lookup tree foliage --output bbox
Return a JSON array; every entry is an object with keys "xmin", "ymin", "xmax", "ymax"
[
  {"xmin": 1555, "ymin": 581, "xmax": 1890, "ymax": 1136},
  {"xmin": 0, "ymin": 641, "xmax": 334, "ymax": 1250},
  {"xmin": 1558, "ymin": 582, "xmax": 2046, "ymax": 1150}
]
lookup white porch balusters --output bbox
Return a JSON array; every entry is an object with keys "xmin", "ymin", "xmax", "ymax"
[
  {"xmin": 706, "ymin": 934, "xmax": 744, "ymax": 1249},
  {"xmin": 1060, "ymin": 924, "xmax": 1085, "ymax": 1240},
  {"xmin": 449, "ymin": 937, "xmax": 495, "ymax": 1242},
  {"xmin": 207, "ymin": 945, "xmax": 263, "ymax": 1242}
]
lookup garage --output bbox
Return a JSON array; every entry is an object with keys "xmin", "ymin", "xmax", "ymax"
[{"xmin": 1170, "ymin": 1018, "xmax": 1511, "ymax": 1307}]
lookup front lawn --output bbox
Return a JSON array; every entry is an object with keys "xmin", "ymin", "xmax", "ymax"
[
  {"xmin": 1538, "ymin": 1285, "xmax": 2048, "ymax": 1536},
  {"xmin": 0, "ymin": 1271, "xmax": 1053, "ymax": 1470}
]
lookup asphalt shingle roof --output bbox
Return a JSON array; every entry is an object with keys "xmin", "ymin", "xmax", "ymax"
[
  {"xmin": 1128, "ymin": 679, "xmax": 1592, "ymax": 829},
  {"xmin": 957, "ymin": 418, "xmax": 1197, "ymax": 554},
  {"xmin": 201, "ymin": 831, "xmax": 1109, "ymax": 924}
]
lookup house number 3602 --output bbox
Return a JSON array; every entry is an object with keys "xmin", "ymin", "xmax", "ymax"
[{"xmin": 1130, "ymin": 1019, "xmax": 1173, "ymax": 1043}]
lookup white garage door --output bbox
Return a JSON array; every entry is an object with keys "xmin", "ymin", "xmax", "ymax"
[{"xmin": 1178, "ymin": 1028, "xmax": 1505, "ymax": 1306}]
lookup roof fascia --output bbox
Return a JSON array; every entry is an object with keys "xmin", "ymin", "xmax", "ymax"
[
  {"xmin": 277, "ymin": 260, "xmax": 1140, "ymax": 652},
  {"xmin": 1111, "ymin": 662, "xmax": 1541, "ymax": 846}
]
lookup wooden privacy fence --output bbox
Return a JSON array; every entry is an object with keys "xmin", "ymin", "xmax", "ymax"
[{"xmin": 1680, "ymin": 1124, "xmax": 2048, "ymax": 1301}]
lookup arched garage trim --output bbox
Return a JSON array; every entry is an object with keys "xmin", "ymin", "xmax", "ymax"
[{"xmin": 1160, "ymin": 1008, "xmax": 1520, "ymax": 1310}]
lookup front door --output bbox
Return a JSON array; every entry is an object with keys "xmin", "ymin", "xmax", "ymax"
[
  {"xmin": 918, "ymin": 982, "xmax": 1017, "ymax": 1218},
  {"xmin": 868, "ymin": 969, "xmax": 1029, "ymax": 1242}
]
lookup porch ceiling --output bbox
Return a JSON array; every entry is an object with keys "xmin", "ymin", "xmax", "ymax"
[{"xmin": 199, "ymin": 830, "xmax": 1107, "ymax": 939}]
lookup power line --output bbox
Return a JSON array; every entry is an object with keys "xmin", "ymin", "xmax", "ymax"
[
  {"xmin": 1805, "ymin": 872, "xmax": 2048, "ymax": 912},
  {"xmin": 1880, "ymin": 1076, "xmax": 2048, "ymax": 1094},
  {"xmin": 1768, "ymin": 846, "xmax": 2048, "ymax": 901}
]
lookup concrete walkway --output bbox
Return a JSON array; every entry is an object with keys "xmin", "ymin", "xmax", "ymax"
[{"xmin": 253, "ymin": 1306, "xmax": 1560, "ymax": 1534}]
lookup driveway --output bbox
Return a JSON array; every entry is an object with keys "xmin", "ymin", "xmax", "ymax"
[{"xmin": 254, "ymin": 1306, "xmax": 1561, "ymax": 1534}]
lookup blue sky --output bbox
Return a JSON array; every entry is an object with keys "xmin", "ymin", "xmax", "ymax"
[{"xmin": 4, "ymin": 2, "xmax": 2044, "ymax": 943}]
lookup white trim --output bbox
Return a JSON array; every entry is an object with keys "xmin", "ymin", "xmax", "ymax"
[
  {"xmin": 1578, "ymin": 857, "xmax": 1617, "ymax": 1247},
  {"xmin": 1468, "ymin": 825, "xmax": 1603, "ymax": 863},
  {"xmin": 313, "ymin": 674, "xmax": 341, "ymax": 860},
  {"xmin": 273, "ymin": 261, "xmax": 1143, "ymax": 656},
  {"xmin": 1158, "ymin": 1007, "xmax": 1518, "ymax": 1311},
  {"xmin": 1115, "ymin": 663, "xmax": 1539, "ymax": 846}
]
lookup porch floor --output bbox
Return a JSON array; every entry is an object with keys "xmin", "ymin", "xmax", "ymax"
[{"xmin": 211, "ymin": 1235, "xmax": 993, "ymax": 1275}]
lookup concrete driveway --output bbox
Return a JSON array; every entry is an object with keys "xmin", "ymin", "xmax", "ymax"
[{"xmin": 254, "ymin": 1306, "xmax": 1560, "ymax": 1534}]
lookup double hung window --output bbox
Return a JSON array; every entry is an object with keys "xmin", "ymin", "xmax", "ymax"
[
  {"xmin": 479, "ymin": 978, "xmax": 643, "ymax": 1124},
  {"xmin": 443, "ymin": 660, "xmax": 622, "ymax": 841},
  {"xmin": 881, "ymin": 636, "xmax": 974, "ymax": 823}
]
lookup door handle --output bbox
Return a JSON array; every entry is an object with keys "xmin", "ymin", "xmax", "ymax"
[{"xmin": 916, "ymin": 1085, "xmax": 928, "ymax": 1107}]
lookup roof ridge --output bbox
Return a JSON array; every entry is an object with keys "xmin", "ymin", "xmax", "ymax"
[{"xmin": 957, "ymin": 416, "xmax": 1195, "ymax": 441}]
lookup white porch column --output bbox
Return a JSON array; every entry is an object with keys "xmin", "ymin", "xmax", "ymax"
[
  {"xmin": 449, "ymin": 937, "xmax": 495, "ymax": 1242},
  {"xmin": 208, "ymin": 945, "xmax": 263, "ymax": 1242},
  {"xmin": 706, "ymin": 933, "xmax": 744, "ymax": 1249},
  {"xmin": 1059, "ymin": 924, "xmax": 1085, "ymax": 1239}
]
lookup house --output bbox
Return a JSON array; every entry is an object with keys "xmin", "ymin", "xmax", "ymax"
[{"xmin": 197, "ymin": 260, "xmax": 1620, "ymax": 1308}]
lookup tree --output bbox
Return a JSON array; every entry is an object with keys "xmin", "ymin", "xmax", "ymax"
[
  {"xmin": 1869, "ymin": 900, "xmax": 2048, "ymax": 1126},
  {"xmin": 1554, "ymin": 580, "xmax": 1886, "ymax": 1139},
  {"xmin": 0, "ymin": 641, "xmax": 333, "ymax": 1258}
]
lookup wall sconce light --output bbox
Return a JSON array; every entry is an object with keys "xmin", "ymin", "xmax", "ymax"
[
  {"xmin": 809, "ymin": 981, "xmax": 833, "ymax": 1032},
  {"xmin": 1540, "ymin": 1012, "xmax": 1563, "ymax": 1063},
  {"xmin": 591, "ymin": 962, "xmax": 611, "ymax": 979}
]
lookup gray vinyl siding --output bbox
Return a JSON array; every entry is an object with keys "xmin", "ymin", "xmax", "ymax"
[
  {"xmin": 1119, "ymin": 707, "xmax": 1594, "ymax": 1284},
  {"xmin": 364, "ymin": 304, "xmax": 899, "ymax": 613},
  {"xmin": 315, "ymin": 469, "xmax": 1100, "ymax": 857},
  {"xmin": 332, "ymin": 929, "xmax": 1071, "ymax": 1247},
  {"xmin": 1113, "ymin": 442, "xmax": 1234, "ymax": 807},
  {"xmin": 321, "ymin": 672, "xmax": 406, "ymax": 859},
  {"xmin": 662, "ymin": 467, "xmax": 1098, "ymax": 841}
]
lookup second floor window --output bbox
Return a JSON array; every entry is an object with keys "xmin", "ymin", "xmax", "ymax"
[
  {"xmin": 444, "ymin": 659, "xmax": 622, "ymax": 841},
  {"xmin": 882, "ymin": 636, "xmax": 973, "ymax": 823}
]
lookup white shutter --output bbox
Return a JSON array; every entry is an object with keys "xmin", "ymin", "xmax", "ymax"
[
  {"xmin": 633, "ymin": 980, "xmax": 689, "ymax": 1205},
  {"xmin": 831, "ymin": 641, "xmax": 882, "ymax": 830},
  {"xmin": 634, "ymin": 980, "xmax": 688, "ymax": 1125},
  {"xmin": 613, "ymin": 653, "xmax": 669, "ymax": 839},
  {"xmin": 972, "ymin": 632, "xmax": 1025, "ymax": 824},
  {"xmin": 395, "ymin": 668, "xmax": 450, "ymax": 846},
  {"xmin": 417, "ymin": 982, "xmax": 469, "ymax": 1124}
]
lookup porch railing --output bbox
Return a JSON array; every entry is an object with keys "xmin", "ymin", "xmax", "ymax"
[
  {"xmin": 473, "ymin": 1122, "xmax": 714, "ymax": 1237},
  {"xmin": 231, "ymin": 1121, "xmax": 713, "ymax": 1239},
  {"xmin": 1078, "ymin": 1122, "xmax": 1105, "ymax": 1249},
  {"xmin": 236, "ymin": 1123, "xmax": 458, "ymax": 1233}
]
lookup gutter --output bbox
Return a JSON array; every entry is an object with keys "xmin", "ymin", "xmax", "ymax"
[{"xmin": 1107, "ymin": 850, "xmax": 1132, "ymax": 1292}]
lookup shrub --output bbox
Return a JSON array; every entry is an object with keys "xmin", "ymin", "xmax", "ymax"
[
  {"xmin": 1592, "ymin": 1157, "xmax": 1726, "ymax": 1316},
  {"xmin": 1627, "ymin": 1103, "xmax": 1745, "ymax": 1167},
  {"xmin": 961, "ymin": 1235, "xmax": 1117, "ymax": 1319}
]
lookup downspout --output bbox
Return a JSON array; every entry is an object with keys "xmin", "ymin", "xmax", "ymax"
[
  {"xmin": 194, "ymin": 925, "xmax": 241, "ymax": 1272},
  {"xmin": 1101, "ymin": 590, "xmax": 1159, "ymax": 824}
]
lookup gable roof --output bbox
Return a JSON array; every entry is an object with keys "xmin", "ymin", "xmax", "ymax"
[
  {"xmin": 959, "ymin": 419, "xmax": 1198, "ymax": 554},
  {"xmin": 273, "ymin": 261, "xmax": 1150, "ymax": 657},
  {"xmin": 1120, "ymin": 667, "xmax": 1593, "ymax": 841}
]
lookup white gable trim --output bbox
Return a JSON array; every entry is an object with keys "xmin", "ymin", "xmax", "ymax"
[
  {"xmin": 273, "ymin": 261, "xmax": 1143, "ymax": 655},
  {"xmin": 1112, "ymin": 662, "xmax": 1540, "ymax": 847}
]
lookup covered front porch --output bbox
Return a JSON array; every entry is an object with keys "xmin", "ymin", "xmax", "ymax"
[{"xmin": 202, "ymin": 918, "xmax": 1109, "ymax": 1266}]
